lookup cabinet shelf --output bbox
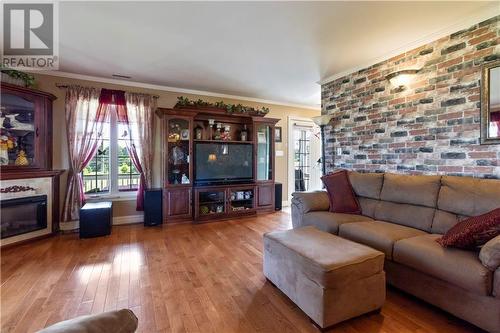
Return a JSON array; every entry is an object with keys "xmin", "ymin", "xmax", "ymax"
[
  {"xmin": 199, "ymin": 200, "xmax": 225, "ymax": 205},
  {"xmin": 193, "ymin": 139, "xmax": 252, "ymax": 144}
]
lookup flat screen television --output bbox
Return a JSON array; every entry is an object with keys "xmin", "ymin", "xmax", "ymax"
[{"xmin": 194, "ymin": 142, "xmax": 253, "ymax": 185}]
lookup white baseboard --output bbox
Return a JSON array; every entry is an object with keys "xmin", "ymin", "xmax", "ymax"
[
  {"xmin": 282, "ymin": 200, "xmax": 289, "ymax": 207},
  {"xmin": 59, "ymin": 214, "xmax": 144, "ymax": 231},
  {"xmin": 113, "ymin": 214, "xmax": 144, "ymax": 225},
  {"xmin": 60, "ymin": 220, "xmax": 79, "ymax": 231}
]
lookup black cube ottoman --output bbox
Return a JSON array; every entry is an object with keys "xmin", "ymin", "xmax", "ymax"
[{"xmin": 79, "ymin": 201, "xmax": 113, "ymax": 238}]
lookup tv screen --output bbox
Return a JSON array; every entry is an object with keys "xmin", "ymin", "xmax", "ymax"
[{"xmin": 195, "ymin": 142, "xmax": 253, "ymax": 184}]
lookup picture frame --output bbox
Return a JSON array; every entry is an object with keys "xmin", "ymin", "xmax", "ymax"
[
  {"xmin": 275, "ymin": 126, "xmax": 282, "ymax": 143},
  {"xmin": 180, "ymin": 129, "xmax": 190, "ymax": 140}
]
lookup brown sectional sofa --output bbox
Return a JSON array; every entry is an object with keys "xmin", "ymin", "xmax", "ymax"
[{"xmin": 291, "ymin": 172, "xmax": 500, "ymax": 333}]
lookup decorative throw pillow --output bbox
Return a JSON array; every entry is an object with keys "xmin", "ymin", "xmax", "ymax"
[
  {"xmin": 321, "ymin": 170, "xmax": 362, "ymax": 214},
  {"xmin": 437, "ymin": 208, "xmax": 500, "ymax": 249},
  {"xmin": 479, "ymin": 235, "xmax": 500, "ymax": 271}
]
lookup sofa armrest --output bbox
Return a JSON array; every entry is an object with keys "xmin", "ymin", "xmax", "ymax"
[
  {"xmin": 291, "ymin": 191, "xmax": 329, "ymax": 229},
  {"xmin": 479, "ymin": 235, "xmax": 500, "ymax": 271},
  {"xmin": 37, "ymin": 309, "xmax": 138, "ymax": 333}
]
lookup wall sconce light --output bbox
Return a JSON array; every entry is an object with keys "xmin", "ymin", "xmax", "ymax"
[
  {"xmin": 386, "ymin": 69, "xmax": 420, "ymax": 88},
  {"xmin": 208, "ymin": 153, "xmax": 217, "ymax": 162}
]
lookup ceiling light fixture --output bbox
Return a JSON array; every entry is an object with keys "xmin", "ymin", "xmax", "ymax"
[{"xmin": 386, "ymin": 69, "xmax": 419, "ymax": 88}]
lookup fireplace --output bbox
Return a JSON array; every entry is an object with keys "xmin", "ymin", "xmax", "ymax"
[{"xmin": 1, "ymin": 195, "xmax": 47, "ymax": 239}]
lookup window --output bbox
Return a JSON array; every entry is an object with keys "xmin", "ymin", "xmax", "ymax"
[{"xmin": 82, "ymin": 110, "xmax": 140, "ymax": 196}]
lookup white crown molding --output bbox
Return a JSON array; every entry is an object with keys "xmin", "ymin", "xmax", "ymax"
[
  {"xmin": 31, "ymin": 70, "xmax": 320, "ymax": 111},
  {"xmin": 319, "ymin": 4, "xmax": 500, "ymax": 85}
]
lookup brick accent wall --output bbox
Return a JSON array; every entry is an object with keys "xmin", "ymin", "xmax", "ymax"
[{"xmin": 321, "ymin": 16, "xmax": 499, "ymax": 178}]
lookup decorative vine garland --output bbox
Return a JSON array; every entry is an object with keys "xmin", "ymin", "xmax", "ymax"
[
  {"xmin": 175, "ymin": 96, "xmax": 270, "ymax": 115},
  {"xmin": 0, "ymin": 66, "xmax": 36, "ymax": 88}
]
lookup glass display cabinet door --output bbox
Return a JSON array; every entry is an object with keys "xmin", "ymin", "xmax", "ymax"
[
  {"xmin": 197, "ymin": 190, "xmax": 226, "ymax": 216},
  {"xmin": 0, "ymin": 92, "xmax": 36, "ymax": 167},
  {"xmin": 229, "ymin": 188, "xmax": 254, "ymax": 212},
  {"xmin": 166, "ymin": 117, "xmax": 191, "ymax": 185},
  {"xmin": 256, "ymin": 124, "xmax": 273, "ymax": 181}
]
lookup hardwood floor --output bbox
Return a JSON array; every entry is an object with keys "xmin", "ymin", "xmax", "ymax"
[{"xmin": 1, "ymin": 211, "xmax": 483, "ymax": 333}]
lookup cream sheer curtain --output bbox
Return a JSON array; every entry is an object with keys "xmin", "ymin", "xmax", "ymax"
[
  {"xmin": 61, "ymin": 85, "xmax": 106, "ymax": 222},
  {"xmin": 121, "ymin": 92, "xmax": 156, "ymax": 210}
]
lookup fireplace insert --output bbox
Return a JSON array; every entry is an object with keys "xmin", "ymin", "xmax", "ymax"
[{"xmin": 1, "ymin": 195, "xmax": 47, "ymax": 239}]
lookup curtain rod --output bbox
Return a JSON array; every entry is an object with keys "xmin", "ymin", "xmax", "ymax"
[{"xmin": 55, "ymin": 83, "xmax": 160, "ymax": 99}]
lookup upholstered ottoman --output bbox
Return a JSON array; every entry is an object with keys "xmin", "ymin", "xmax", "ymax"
[{"xmin": 263, "ymin": 226, "xmax": 385, "ymax": 329}]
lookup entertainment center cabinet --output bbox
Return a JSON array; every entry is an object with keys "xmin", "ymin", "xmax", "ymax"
[{"xmin": 157, "ymin": 106, "xmax": 279, "ymax": 223}]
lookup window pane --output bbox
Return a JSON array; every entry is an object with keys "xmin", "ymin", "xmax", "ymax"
[
  {"xmin": 82, "ymin": 120, "xmax": 110, "ymax": 194},
  {"xmin": 117, "ymin": 126, "xmax": 140, "ymax": 192},
  {"xmin": 82, "ymin": 136, "xmax": 110, "ymax": 194}
]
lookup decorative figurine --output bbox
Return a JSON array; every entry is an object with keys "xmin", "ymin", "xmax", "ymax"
[
  {"xmin": 214, "ymin": 123, "xmax": 222, "ymax": 140},
  {"xmin": 240, "ymin": 124, "xmax": 248, "ymax": 141},
  {"xmin": 194, "ymin": 125, "xmax": 203, "ymax": 140},
  {"xmin": 15, "ymin": 149, "xmax": 29, "ymax": 166},
  {"xmin": 181, "ymin": 173, "xmax": 189, "ymax": 184},
  {"xmin": 171, "ymin": 146, "xmax": 186, "ymax": 165}
]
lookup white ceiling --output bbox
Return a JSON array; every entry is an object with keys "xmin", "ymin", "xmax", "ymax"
[{"xmin": 56, "ymin": 1, "xmax": 499, "ymax": 108}]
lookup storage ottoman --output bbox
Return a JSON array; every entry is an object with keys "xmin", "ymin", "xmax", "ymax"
[
  {"xmin": 79, "ymin": 202, "xmax": 113, "ymax": 238},
  {"xmin": 263, "ymin": 226, "xmax": 386, "ymax": 329}
]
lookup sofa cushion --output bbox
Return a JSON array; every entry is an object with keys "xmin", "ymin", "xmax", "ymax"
[
  {"xmin": 338, "ymin": 221, "xmax": 427, "ymax": 260},
  {"xmin": 348, "ymin": 171, "xmax": 384, "ymax": 200},
  {"xmin": 479, "ymin": 235, "xmax": 500, "ymax": 271},
  {"xmin": 38, "ymin": 309, "xmax": 138, "ymax": 333},
  {"xmin": 380, "ymin": 173, "xmax": 441, "ymax": 208},
  {"xmin": 302, "ymin": 211, "xmax": 373, "ymax": 234},
  {"xmin": 393, "ymin": 234, "xmax": 492, "ymax": 296},
  {"xmin": 494, "ymin": 269, "xmax": 500, "ymax": 298},
  {"xmin": 374, "ymin": 201, "xmax": 436, "ymax": 232},
  {"xmin": 438, "ymin": 176, "xmax": 500, "ymax": 217},
  {"xmin": 263, "ymin": 226, "xmax": 385, "ymax": 289},
  {"xmin": 437, "ymin": 208, "xmax": 500, "ymax": 249},
  {"xmin": 322, "ymin": 170, "xmax": 361, "ymax": 214},
  {"xmin": 291, "ymin": 191, "xmax": 330, "ymax": 213},
  {"xmin": 431, "ymin": 210, "xmax": 466, "ymax": 235},
  {"xmin": 358, "ymin": 197, "xmax": 379, "ymax": 218}
]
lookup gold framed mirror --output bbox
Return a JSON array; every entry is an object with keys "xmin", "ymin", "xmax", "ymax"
[{"xmin": 481, "ymin": 60, "xmax": 500, "ymax": 144}]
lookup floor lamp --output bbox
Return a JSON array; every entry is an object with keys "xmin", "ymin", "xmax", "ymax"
[{"xmin": 312, "ymin": 114, "xmax": 333, "ymax": 176}]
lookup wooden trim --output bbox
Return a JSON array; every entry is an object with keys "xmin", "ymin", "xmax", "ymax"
[
  {"xmin": 1, "ymin": 82, "xmax": 57, "ymax": 100},
  {"xmin": 0, "ymin": 233, "xmax": 55, "ymax": 249},
  {"xmin": 0, "ymin": 170, "xmax": 64, "ymax": 180},
  {"xmin": 480, "ymin": 60, "xmax": 500, "ymax": 145}
]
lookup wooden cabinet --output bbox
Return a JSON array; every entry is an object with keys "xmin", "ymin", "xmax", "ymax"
[
  {"xmin": 194, "ymin": 185, "xmax": 255, "ymax": 222},
  {"xmin": 157, "ymin": 106, "xmax": 278, "ymax": 223},
  {"xmin": 164, "ymin": 187, "xmax": 192, "ymax": 221},
  {"xmin": 257, "ymin": 184, "xmax": 274, "ymax": 209},
  {"xmin": 0, "ymin": 83, "xmax": 56, "ymax": 172}
]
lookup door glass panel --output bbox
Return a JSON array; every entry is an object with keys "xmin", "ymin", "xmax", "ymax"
[
  {"xmin": 167, "ymin": 118, "xmax": 190, "ymax": 185},
  {"xmin": 256, "ymin": 125, "xmax": 272, "ymax": 181},
  {"xmin": 229, "ymin": 188, "xmax": 254, "ymax": 212},
  {"xmin": 0, "ymin": 93, "xmax": 35, "ymax": 166},
  {"xmin": 198, "ymin": 190, "xmax": 225, "ymax": 215},
  {"xmin": 293, "ymin": 125, "xmax": 322, "ymax": 192},
  {"xmin": 294, "ymin": 128, "xmax": 312, "ymax": 191}
]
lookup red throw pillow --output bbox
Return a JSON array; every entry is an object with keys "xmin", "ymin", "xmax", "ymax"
[
  {"xmin": 437, "ymin": 208, "xmax": 500, "ymax": 249},
  {"xmin": 321, "ymin": 170, "xmax": 362, "ymax": 214}
]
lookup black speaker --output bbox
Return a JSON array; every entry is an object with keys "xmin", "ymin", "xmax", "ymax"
[
  {"xmin": 275, "ymin": 182, "xmax": 282, "ymax": 211},
  {"xmin": 144, "ymin": 188, "xmax": 163, "ymax": 226}
]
